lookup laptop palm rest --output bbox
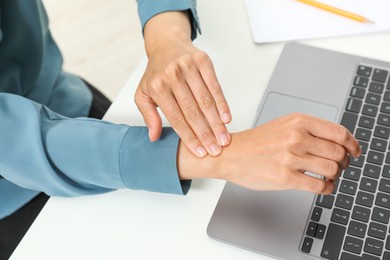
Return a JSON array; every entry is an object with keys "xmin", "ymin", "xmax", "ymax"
[{"xmin": 207, "ymin": 92, "xmax": 338, "ymax": 260}]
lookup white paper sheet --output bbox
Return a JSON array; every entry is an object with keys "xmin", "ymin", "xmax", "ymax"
[{"xmin": 244, "ymin": 0, "xmax": 390, "ymax": 43}]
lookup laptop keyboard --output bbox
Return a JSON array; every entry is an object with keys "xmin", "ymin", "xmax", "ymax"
[{"xmin": 301, "ymin": 65, "xmax": 390, "ymax": 260}]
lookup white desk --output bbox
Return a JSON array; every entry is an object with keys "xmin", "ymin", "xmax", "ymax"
[{"xmin": 11, "ymin": 1, "xmax": 390, "ymax": 259}]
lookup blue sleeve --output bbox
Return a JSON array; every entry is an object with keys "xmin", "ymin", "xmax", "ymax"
[
  {"xmin": 0, "ymin": 93, "xmax": 190, "ymax": 197},
  {"xmin": 137, "ymin": 0, "xmax": 201, "ymax": 40}
]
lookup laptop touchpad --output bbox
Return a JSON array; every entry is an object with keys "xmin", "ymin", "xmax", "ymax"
[{"xmin": 255, "ymin": 92, "xmax": 339, "ymax": 127}]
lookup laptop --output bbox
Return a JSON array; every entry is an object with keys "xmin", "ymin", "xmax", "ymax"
[{"xmin": 207, "ymin": 42, "xmax": 390, "ymax": 260}]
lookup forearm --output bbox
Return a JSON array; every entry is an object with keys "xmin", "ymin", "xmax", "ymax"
[{"xmin": 0, "ymin": 94, "xmax": 187, "ymax": 196}]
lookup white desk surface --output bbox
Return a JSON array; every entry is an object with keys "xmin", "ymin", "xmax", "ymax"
[{"xmin": 11, "ymin": 0, "xmax": 390, "ymax": 259}]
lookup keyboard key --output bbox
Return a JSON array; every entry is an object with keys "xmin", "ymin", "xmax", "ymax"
[
  {"xmin": 356, "ymin": 128, "xmax": 372, "ymax": 142},
  {"xmin": 352, "ymin": 206, "xmax": 371, "ymax": 223},
  {"xmin": 354, "ymin": 76, "xmax": 369, "ymax": 87},
  {"xmin": 384, "ymin": 91, "xmax": 390, "ymax": 101},
  {"xmin": 384, "ymin": 251, "xmax": 390, "ymax": 260},
  {"xmin": 374, "ymin": 125, "xmax": 390, "ymax": 139},
  {"xmin": 344, "ymin": 167, "xmax": 361, "ymax": 181},
  {"xmin": 370, "ymin": 138, "xmax": 388, "ymax": 152},
  {"xmin": 386, "ymin": 235, "xmax": 390, "ymax": 250},
  {"xmin": 315, "ymin": 224, "xmax": 326, "ymax": 239},
  {"xmin": 346, "ymin": 98, "xmax": 362, "ymax": 113},
  {"xmin": 344, "ymin": 236, "xmax": 363, "ymax": 254},
  {"xmin": 366, "ymin": 93, "xmax": 381, "ymax": 105},
  {"xmin": 332, "ymin": 179, "xmax": 339, "ymax": 194},
  {"xmin": 350, "ymin": 86, "xmax": 366, "ymax": 99},
  {"xmin": 383, "ymin": 165, "xmax": 390, "ymax": 179},
  {"xmin": 321, "ymin": 223, "xmax": 346, "ymax": 260},
  {"xmin": 301, "ymin": 237, "xmax": 313, "ymax": 253},
  {"xmin": 386, "ymin": 152, "xmax": 390, "ymax": 164},
  {"xmin": 359, "ymin": 118, "xmax": 376, "ymax": 131},
  {"xmin": 348, "ymin": 220, "xmax": 367, "ymax": 238},
  {"xmin": 379, "ymin": 178, "xmax": 390, "ymax": 194},
  {"xmin": 340, "ymin": 112, "xmax": 358, "ymax": 134},
  {"xmin": 381, "ymin": 102, "xmax": 390, "ymax": 114},
  {"xmin": 340, "ymin": 252, "xmax": 379, "ymax": 260},
  {"xmin": 336, "ymin": 194, "xmax": 354, "ymax": 210},
  {"xmin": 362, "ymin": 104, "xmax": 378, "ymax": 117},
  {"xmin": 359, "ymin": 141, "xmax": 369, "ymax": 155},
  {"xmin": 306, "ymin": 221, "xmax": 317, "ymax": 237},
  {"xmin": 378, "ymin": 114, "xmax": 390, "ymax": 127},
  {"xmin": 359, "ymin": 116, "xmax": 375, "ymax": 129},
  {"xmin": 357, "ymin": 65, "xmax": 372, "ymax": 77},
  {"xmin": 360, "ymin": 177, "xmax": 378, "ymax": 193},
  {"xmin": 331, "ymin": 208, "xmax": 350, "ymax": 225},
  {"xmin": 376, "ymin": 192, "xmax": 390, "ymax": 209},
  {"xmin": 350, "ymin": 155, "xmax": 365, "ymax": 168},
  {"xmin": 369, "ymin": 82, "xmax": 385, "ymax": 94},
  {"xmin": 364, "ymin": 164, "xmax": 381, "ymax": 179},
  {"xmin": 367, "ymin": 151, "xmax": 384, "ymax": 165},
  {"xmin": 311, "ymin": 207, "xmax": 322, "ymax": 222},
  {"xmin": 364, "ymin": 237, "xmax": 384, "ymax": 256},
  {"xmin": 339, "ymin": 179, "xmax": 358, "ymax": 195},
  {"xmin": 372, "ymin": 68, "xmax": 389, "ymax": 83},
  {"xmin": 372, "ymin": 207, "xmax": 390, "ymax": 224},
  {"xmin": 388, "ymin": 76, "xmax": 390, "ymax": 90},
  {"xmin": 368, "ymin": 222, "xmax": 387, "ymax": 240},
  {"xmin": 362, "ymin": 254, "xmax": 380, "ymax": 260},
  {"xmin": 316, "ymin": 195, "xmax": 335, "ymax": 209},
  {"xmin": 356, "ymin": 191, "xmax": 374, "ymax": 208}
]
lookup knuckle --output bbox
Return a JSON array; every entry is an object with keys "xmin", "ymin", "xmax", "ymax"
[
  {"xmin": 171, "ymin": 115, "xmax": 187, "ymax": 130},
  {"xmin": 177, "ymin": 55, "xmax": 193, "ymax": 71},
  {"xmin": 164, "ymin": 63, "xmax": 182, "ymax": 82},
  {"xmin": 288, "ymin": 130, "xmax": 305, "ymax": 148},
  {"xmin": 336, "ymin": 125, "xmax": 350, "ymax": 142},
  {"xmin": 333, "ymin": 145, "xmax": 346, "ymax": 161},
  {"xmin": 193, "ymin": 51, "xmax": 209, "ymax": 64},
  {"xmin": 200, "ymin": 131, "xmax": 213, "ymax": 143},
  {"xmin": 184, "ymin": 105, "xmax": 201, "ymax": 121},
  {"xmin": 199, "ymin": 95, "xmax": 215, "ymax": 110},
  {"xmin": 184, "ymin": 134, "xmax": 199, "ymax": 147},
  {"xmin": 312, "ymin": 180, "xmax": 327, "ymax": 194},
  {"xmin": 325, "ymin": 161, "xmax": 339, "ymax": 177},
  {"xmin": 149, "ymin": 78, "xmax": 165, "ymax": 95}
]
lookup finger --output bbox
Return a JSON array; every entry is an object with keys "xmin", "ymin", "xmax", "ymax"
[
  {"xmin": 152, "ymin": 89, "xmax": 209, "ymax": 158},
  {"xmin": 305, "ymin": 135, "xmax": 350, "ymax": 169},
  {"xmin": 288, "ymin": 172, "xmax": 334, "ymax": 194},
  {"xmin": 135, "ymin": 89, "xmax": 163, "ymax": 142},
  {"xmin": 170, "ymin": 79, "xmax": 223, "ymax": 156},
  {"xmin": 195, "ymin": 52, "xmax": 232, "ymax": 124},
  {"xmin": 183, "ymin": 67, "xmax": 231, "ymax": 147},
  {"xmin": 304, "ymin": 115, "xmax": 361, "ymax": 157},
  {"xmin": 296, "ymin": 154, "xmax": 342, "ymax": 181}
]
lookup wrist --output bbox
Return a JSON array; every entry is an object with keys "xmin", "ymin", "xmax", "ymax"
[
  {"xmin": 177, "ymin": 140, "xmax": 223, "ymax": 181},
  {"xmin": 144, "ymin": 11, "xmax": 192, "ymax": 58}
]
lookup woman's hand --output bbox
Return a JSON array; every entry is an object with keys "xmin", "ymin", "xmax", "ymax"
[
  {"xmin": 136, "ymin": 11, "xmax": 232, "ymax": 158},
  {"xmin": 178, "ymin": 113, "xmax": 361, "ymax": 195}
]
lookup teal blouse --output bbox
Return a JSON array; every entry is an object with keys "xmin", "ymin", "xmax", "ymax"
[{"xmin": 0, "ymin": 0, "xmax": 199, "ymax": 219}]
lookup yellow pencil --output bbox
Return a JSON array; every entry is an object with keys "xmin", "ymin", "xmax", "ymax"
[{"xmin": 296, "ymin": 0, "xmax": 374, "ymax": 24}]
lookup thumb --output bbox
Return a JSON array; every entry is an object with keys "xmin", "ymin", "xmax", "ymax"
[{"xmin": 135, "ymin": 93, "xmax": 163, "ymax": 142}]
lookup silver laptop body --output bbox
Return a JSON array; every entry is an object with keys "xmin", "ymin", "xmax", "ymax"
[{"xmin": 207, "ymin": 42, "xmax": 390, "ymax": 260}]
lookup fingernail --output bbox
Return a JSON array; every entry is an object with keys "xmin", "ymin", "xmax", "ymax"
[
  {"xmin": 196, "ymin": 146, "xmax": 207, "ymax": 158},
  {"xmin": 221, "ymin": 112, "xmax": 231, "ymax": 123},
  {"xmin": 209, "ymin": 144, "xmax": 222, "ymax": 156},
  {"xmin": 147, "ymin": 125, "xmax": 153, "ymax": 139},
  {"xmin": 218, "ymin": 133, "xmax": 230, "ymax": 146}
]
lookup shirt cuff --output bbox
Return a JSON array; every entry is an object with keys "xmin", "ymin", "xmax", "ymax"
[
  {"xmin": 119, "ymin": 126, "xmax": 191, "ymax": 195},
  {"xmin": 137, "ymin": 0, "xmax": 201, "ymax": 40}
]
